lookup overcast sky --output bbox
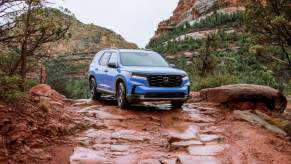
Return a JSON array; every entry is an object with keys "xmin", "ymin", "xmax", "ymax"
[{"xmin": 49, "ymin": 0, "xmax": 179, "ymax": 48}]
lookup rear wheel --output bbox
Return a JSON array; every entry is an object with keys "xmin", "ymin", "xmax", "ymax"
[
  {"xmin": 89, "ymin": 78, "xmax": 101, "ymax": 100},
  {"xmin": 116, "ymin": 82, "xmax": 129, "ymax": 109},
  {"xmin": 171, "ymin": 101, "xmax": 184, "ymax": 109}
]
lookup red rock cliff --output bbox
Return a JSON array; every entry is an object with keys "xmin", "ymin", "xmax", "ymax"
[
  {"xmin": 170, "ymin": 0, "xmax": 196, "ymax": 25},
  {"xmin": 154, "ymin": 0, "xmax": 242, "ymax": 38}
]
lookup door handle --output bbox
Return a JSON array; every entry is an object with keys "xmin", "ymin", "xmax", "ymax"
[
  {"xmin": 104, "ymin": 69, "xmax": 108, "ymax": 72},
  {"xmin": 95, "ymin": 68, "xmax": 98, "ymax": 71}
]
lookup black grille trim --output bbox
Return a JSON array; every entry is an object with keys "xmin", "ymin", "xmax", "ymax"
[
  {"xmin": 147, "ymin": 75, "xmax": 182, "ymax": 87},
  {"xmin": 144, "ymin": 92, "xmax": 185, "ymax": 99}
]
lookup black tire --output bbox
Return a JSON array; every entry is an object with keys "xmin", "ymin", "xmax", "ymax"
[
  {"xmin": 171, "ymin": 101, "xmax": 184, "ymax": 109},
  {"xmin": 116, "ymin": 82, "xmax": 129, "ymax": 109},
  {"xmin": 89, "ymin": 78, "xmax": 101, "ymax": 100}
]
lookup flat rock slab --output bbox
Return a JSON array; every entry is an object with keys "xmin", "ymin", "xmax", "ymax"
[
  {"xmin": 171, "ymin": 140, "xmax": 203, "ymax": 147},
  {"xmin": 183, "ymin": 113, "xmax": 215, "ymax": 123},
  {"xmin": 200, "ymin": 134, "xmax": 221, "ymax": 142},
  {"xmin": 77, "ymin": 107, "xmax": 125, "ymax": 120},
  {"xmin": 234, "ymin": 110, "xmax": 287, "ymax": 136},
  {"xmin": 114, "ymin": 154, "xmax": 138, "ymax": 164},
  {"xmin": 111, "ymin": 130, "xmax": 152, "ymax": 141},
  {"xmin": 110, "ymin": 145, "xmax": 130, "ymax": 152},
  {"xmin": 70, "ymin": 147, "xmax": 110, "ymax": 164},
  {"xmin": 187, "ymin": 145, "xmax": 226, "ymax": 156},
  {"xmin": 138, "ymin": 159, "xmax": 161, "ymax": 164},
  {"xmin": 113, "ymin": 154, "xmax": 138, "ymax": 164},
  {"xmin": 200, "ymin": 84, "xmax": 287, "ymax": 111},
  {"xmin": 162, "ymin": 125, "xmax": 199, "ymax": 140},
  {"xmin": 178, "ymin": 155, "xmax": 221, "ymax": 164},
  {"xmin": 161, "ymin": 158, "xmax": 177, "ymax": 164}
]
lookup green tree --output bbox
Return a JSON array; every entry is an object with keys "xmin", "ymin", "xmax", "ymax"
[
  {"xmin": 198, "ymin": 33, "xmax": 220, "ymax": 76},
  {"xmin": 0, "ymin": 0, "xmax": 26, "ymax": 42},
  {"xmin": 3, "ymin": 2, "xmax": 71, "ymax": 90},
  {"xmin": 245, "ymin": 0, "xmax": 291, "ymax": 67},
  {"xmin": 245, "ymin": 0, "xmax": 291, "ymax": 91}
]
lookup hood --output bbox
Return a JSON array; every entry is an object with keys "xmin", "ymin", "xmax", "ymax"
[{"xmin": 121, "ymin": 66, "xmax": 187, "ymax": 75}]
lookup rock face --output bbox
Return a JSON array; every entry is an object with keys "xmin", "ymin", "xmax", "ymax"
[
  {"xmin": 0, "ymin": 84, "xmax": 84, "ymax": 163},
  {"xmin": 154, "ymin": 0, "xmax": 242, "ymax": 37},
  {"xmin": 170, "ymin": 0, "xmax": 196, "ymax": 24},
  {"xmin": 47, "ymin": 9, "xmax": 137, "ymax": 56},
  {"xmin": 29, "ymin": 84, "xmax": 65, "ymax": 103},
  {"xmin": 200, "ymin": 84, "xmax": 287, "ymax": 112}
]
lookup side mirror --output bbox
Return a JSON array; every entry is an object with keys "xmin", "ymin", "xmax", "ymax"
[
  {"xmin": 169, "ymin": 64, "xmax": 176, "ymax": 68},
  {"xmin": 107, "ymin": 62, "xmax": 118, "ymax": 68}
]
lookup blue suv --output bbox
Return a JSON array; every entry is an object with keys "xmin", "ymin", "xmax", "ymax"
[{"xmin": 88, "ymin": 48, "xmax": 190, "ymax": 109}]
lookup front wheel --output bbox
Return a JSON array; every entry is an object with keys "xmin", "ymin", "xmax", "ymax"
[
  {"xmin": 116, "ymin": 82, "xmax": 130, "ymax": 109},
  {"xmin": 171, "ymin": 101, "xmax": 184, "ymax": 109},
  {"xmin": 89, "ymin": 78, "xmax": 101, "ymax": 100}
]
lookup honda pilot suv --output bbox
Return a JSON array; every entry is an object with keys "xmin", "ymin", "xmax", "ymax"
[{"xmin": 88, "ymin": 48, "xmax": 190, "ymax": 109}]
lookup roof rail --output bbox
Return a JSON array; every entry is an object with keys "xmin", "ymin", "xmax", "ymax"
[
  {"xmin": 101, "ymin": 47, "xmax": 119, "ymax": 51},
  {"xmin": 138, "ymin": 48, "xmax": 153, "ymax": 51}
]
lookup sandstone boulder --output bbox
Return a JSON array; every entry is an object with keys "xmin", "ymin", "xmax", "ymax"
[
  {"xmin": 200, "ymin": 84, "xmax": 287, "ymax": 112},
  {"xmin": 165, "ymin": 55, "xmax": 176, "ymax": 60},
  {"xmin": 29, "ymin": 84, "xmax": 65, "ymax": 103},
  {"xmin": 184, "ymin": 52, "xmax": 194, "ymax": 58}
]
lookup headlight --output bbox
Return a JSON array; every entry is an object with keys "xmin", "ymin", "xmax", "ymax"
[
  {"xmin": 182, "ymin": 74, "xmax": 189, "ymax": 81},
  {"xmin": 131, "ymin": 72, "xmax": 147, "ymax": 80}
]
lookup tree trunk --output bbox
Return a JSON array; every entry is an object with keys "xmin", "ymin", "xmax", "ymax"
[{"xmin": 19, "ymin": 52, "xmax": 27, "ymax": 91}]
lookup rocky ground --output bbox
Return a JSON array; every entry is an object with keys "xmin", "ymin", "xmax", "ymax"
[
  {"xmin": 1, "ymin": 85, "xmax": 291, "ymax": 164},
  {"xmin": 67, "ymin": 96, "xmax": 291, "ymax": 164}
]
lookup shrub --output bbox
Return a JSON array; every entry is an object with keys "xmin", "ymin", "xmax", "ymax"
[
  {"xmin": 0, "ymin": 73, "xmax": 23, "ymax": 102},
  {"xmin": 65, "ymin": 78, "xmax": 89, "ymax": 99},
  {"xmin": 46, "ymin": 56, "xmax": 89, "ymax": 99},
  {"xmin": 191, "ymin": 74, "xmax": 239, "ymax": 91}
]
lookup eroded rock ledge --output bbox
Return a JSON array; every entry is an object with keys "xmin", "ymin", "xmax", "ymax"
[{"xmin": 200, "ymin": 84, "xmax": 287, "ymax": 112}]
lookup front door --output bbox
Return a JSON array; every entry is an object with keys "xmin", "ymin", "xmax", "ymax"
[
  {"xmin": 96, "ymin": 52, "xmax": 111, "ymax": 90},
  {"xmin": 105, "ymin": 52, "xmax": 119, "ymax": 92}
]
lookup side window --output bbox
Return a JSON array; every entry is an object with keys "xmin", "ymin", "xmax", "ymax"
[
  {"xmin": 99, "ymin": 52, "xmax": 111, "ymax": 66},
  {"xmin": 91, "ymin": 53, "xmax": 99, "ymax": 66},
  {"xmin": 108, "ymin": 52, "xmax": 118, "ymax": 64}
]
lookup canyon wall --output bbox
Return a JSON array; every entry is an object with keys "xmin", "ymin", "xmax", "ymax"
[{"xmin": 154, "ymin": 0, "xmax": 242, "ymax": 37}]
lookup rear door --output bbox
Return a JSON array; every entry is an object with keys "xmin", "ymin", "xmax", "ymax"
[{"xmin": 96, "ymin": 51, "xmax": 111, "ymax": 90}]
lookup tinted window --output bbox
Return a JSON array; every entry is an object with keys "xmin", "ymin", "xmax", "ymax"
[
  {"xmin": 91, "ymin": 53, "xmax": 99, "ymax": 65},
  {"xmin": 120, "ymin": 52, "xmax": 169, "ymax": 67},
  {"xmin": 99, "ymin": 52, "xmax": 111, "ymax": 66},
  {"xmin": 108, "ymin": 52, "xmax": 118, "ymax": 64}
]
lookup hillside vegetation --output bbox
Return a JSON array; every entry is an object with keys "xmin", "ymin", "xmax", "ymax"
[
  {"xmin": 147, "ymin": 0, "xmax": 291, "ymax": 94},
  {"xmin": 44, "ymin": 9, "xmax": 137, "ymax": 99},
  {"xmin": 0, "ymin": 2, "xmax": 137, "ymax": 100}
]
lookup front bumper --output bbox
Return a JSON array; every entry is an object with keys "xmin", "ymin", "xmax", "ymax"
[
  {"xmin": 127, "ymin": 94, "xmax": 189, "ymax": 102},
  {"xmin": 127, "ymin": 85, "xmax": 190, "ymax": 102},
  {"xmin": 125, "ymin": 75, "xmax": 191, "ymax": 102}
]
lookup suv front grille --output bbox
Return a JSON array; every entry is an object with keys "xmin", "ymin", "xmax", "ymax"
[{"xmin": 147, "ymin": 75, "xmax": 182, "ymax": 87}]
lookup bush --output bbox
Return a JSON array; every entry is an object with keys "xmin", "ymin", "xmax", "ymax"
[
  {"xmin": 46, "ymin": 56, "xmax": 89, "ymax": 99},
  {"xmin": 65, "ymin": 78, "xmax": 89, "ymax": 99},
  {"xmin": 25, "ymin": 79, "xmax": 38, "ymax": 91},
  {"xmin": 191, "ymin": 74, "xmax": 239, "ymax": 91},
  {"xmin": 0, "ymin": 73, "xmax": 23, "ymax": 102}
]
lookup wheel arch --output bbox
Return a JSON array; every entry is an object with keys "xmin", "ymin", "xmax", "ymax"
[
  {"xmin": 115, "ymin": 76, "xmax": 127, "ymax": 96},
  {"xmin": 89, "ymin": 75, "xmax": 95, "ymax": 81}
]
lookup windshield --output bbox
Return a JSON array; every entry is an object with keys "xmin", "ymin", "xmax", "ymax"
[{"xmin": 120, "ymin": 52, "xmax": 169, "ymax": 67}]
